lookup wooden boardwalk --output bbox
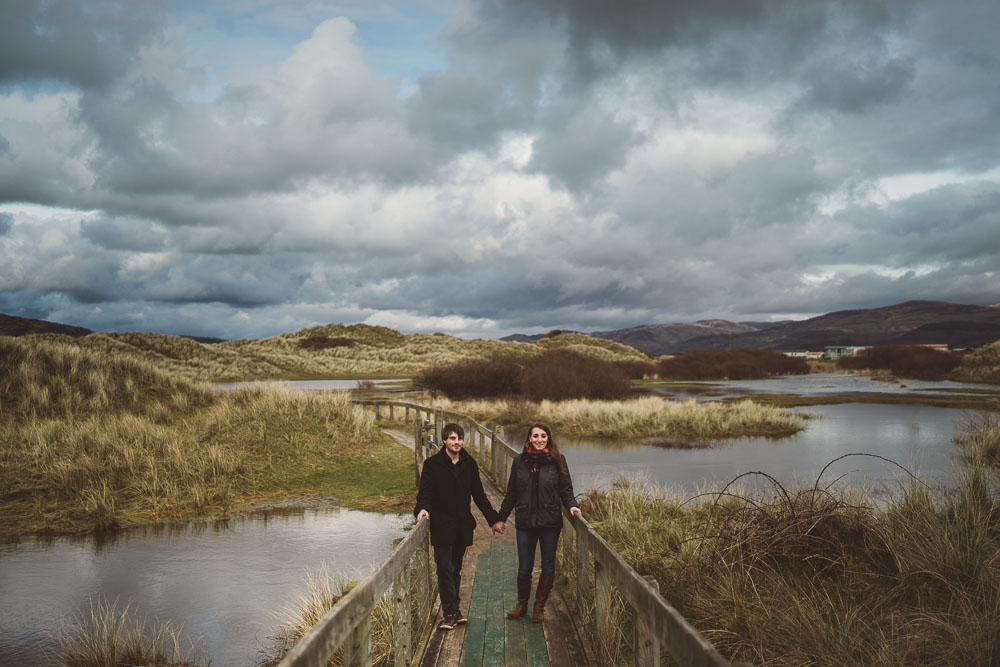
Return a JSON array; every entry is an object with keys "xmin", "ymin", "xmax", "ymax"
[{"xmin": 418, "ymin": 473, "xmax": 589, "ymax": 667}]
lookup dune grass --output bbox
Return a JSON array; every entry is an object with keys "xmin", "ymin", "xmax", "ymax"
[
  {"xmin": 577, "ymin": 415, "xmax": 1000, "ymax": 665},
  {"xmin": 433, "ymin": 395, "xmax": 805, "ymax": 438},
  {"xmin": 953, "ymin": 339, "xmax": 1000, "ymax": 384},
  {"xmin": 19, "ymin": 324, "xmax": 648, "ymax": 383},
  {"xmin": 59, "ymin": 598, "xmax": 205, "ymax": 667},
  {"xmin": 0, "ymin": 337, "xmax": 414, "ymax": 534}
]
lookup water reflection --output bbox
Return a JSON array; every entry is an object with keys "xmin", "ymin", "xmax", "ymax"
[
  {"xmin": 0, "ymin": 508, "xmax": 410, "ymax": 665},
  {"xmin": 558, "ymin": 403, "xmax": 968, "ymax": 498}
]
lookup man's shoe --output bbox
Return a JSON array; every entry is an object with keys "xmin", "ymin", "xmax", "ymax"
[
  {"xmin": 440, "ymin": 614, "xmax": 458, "ymax": 630},
  {"xmin": 455, "ymin": 612, "xmax": 468, "ymax": 624}
]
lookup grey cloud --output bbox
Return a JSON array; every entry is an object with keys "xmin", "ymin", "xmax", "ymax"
[
  {"xmin": 0, "ymin": 0, "xmax": 165, "ymax": 89},
  {"xmin": 80, "ymin": 217, "xmax": 169, "ymax": 251},
  {"xmin": 0, "ymin": 212, "xmax": 11, "ymax": 235}
]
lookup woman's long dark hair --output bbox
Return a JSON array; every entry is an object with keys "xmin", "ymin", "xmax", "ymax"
[{"xmin": 524, "ymin": 422, "xmax": 567, "ymax": 475}]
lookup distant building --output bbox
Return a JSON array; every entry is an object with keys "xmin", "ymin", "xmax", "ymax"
[
  {"xmin": 782, "ymin": 350, "xmax": 825, "ymax": 360},
  {"xmin": 824, "ymin": 345, "xmax": 869, "ymax": 360}
]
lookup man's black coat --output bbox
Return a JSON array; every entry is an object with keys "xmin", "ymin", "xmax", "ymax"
[{"xmin": 413, "ymin": 447, "xmax": 499, "ymax": 546}]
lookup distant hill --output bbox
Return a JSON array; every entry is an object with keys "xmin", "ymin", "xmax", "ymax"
[
  {"xmin": 501, "ymin": 301, "xmax": 1000, "ymax": 354},
  {"xmin": 669, "ymin": 301, "xmax": 1000, "ymax": 352},
  {"xmin": 0, "ymin": 313, "xmax": 92, "ymax": 338}
]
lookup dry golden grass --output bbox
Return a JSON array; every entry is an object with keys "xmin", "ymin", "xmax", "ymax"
[
  {"xmin": 265, "ymin": 564, "xmax": 395, "ymax": 667},
  {"xmin": 59, "ymin": 598, "xmax": 205, "ymax": 667},
  {"xmin": 433, "ymin": 395, "xmax": 805, "ymax": 438},
  {"xmin": 953, "ymin": 339, "xmax": 1000, "ymax": 383},
  {"xmin": 0, "ymin": 337, "xmax": 414, "ymax": 534},
  {"xmin": 576, "ymin": 416, "xmax": 1000, "ymax": 666}
]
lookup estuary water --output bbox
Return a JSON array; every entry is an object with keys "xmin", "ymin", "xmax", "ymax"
[{"xmin": 0, "ymin": 508, "xmax": 410, "ymax": 665}]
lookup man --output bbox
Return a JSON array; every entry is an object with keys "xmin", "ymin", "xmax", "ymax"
[{"xmin": 414, "ymin": 422, "xmax": 504, "ymax": 630}]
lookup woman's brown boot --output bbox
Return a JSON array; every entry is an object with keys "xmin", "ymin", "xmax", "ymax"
[
  {"xmin": 531, "ymin": 574, "xmax": 554, "ymax": 623},
  {"xmin": 507, "ymin": 577, "xmax": 532, "ymax": 619}
]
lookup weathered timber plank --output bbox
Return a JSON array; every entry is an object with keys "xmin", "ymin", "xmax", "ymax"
[
  {"xmin": 503, "ymin": 542, "xmax": 528, "ymax": 667},
  {"xmin": 483, "ymin": 543, "xmax": 506, "ymax": 666}
]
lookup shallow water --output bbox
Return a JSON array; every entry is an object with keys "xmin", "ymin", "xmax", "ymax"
[
  {"xmin": 0, "ymin": 508, "xmax": 410, "ymax": 666},
  {"xmin": 561, "ymin": 402, "xmax": 970, "ymax": 497}
]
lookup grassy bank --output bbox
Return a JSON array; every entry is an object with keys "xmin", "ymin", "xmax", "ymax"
[
  {"xmin": 434, "ymin": 396, "xmax": 805, "ymax": 438},
  {"xmin": 579, "ymin": 416, "xmax": 1000, "ymax": 665},
  {"xmin": 0, "ymin": 337, "xmax": 414, "ymax": 534},
  {"xmin": 953, "ymin": 339, "xmax": 1000, "ymax": 384}
]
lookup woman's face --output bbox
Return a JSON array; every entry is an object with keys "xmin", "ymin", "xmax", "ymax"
[{"xmin": 528, "ymin": 427, "xmax": 549, "ymax": 451}]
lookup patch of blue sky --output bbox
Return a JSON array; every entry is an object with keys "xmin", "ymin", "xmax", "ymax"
[{"xmin": 169, "ymin": 1, "xmax": 454, "ymax": 103}]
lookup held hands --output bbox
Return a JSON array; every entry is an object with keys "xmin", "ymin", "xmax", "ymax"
[
  {"xmin": 416, "ymin": 509, "xmax": 429, "ymax": 522},
  {"xmin": 492, "ymin": 521, "xmax": 505, "ymax": 535}
]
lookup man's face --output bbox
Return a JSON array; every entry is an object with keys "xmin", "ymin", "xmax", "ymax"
[{"xmin": 444, "ymin": 432, "xmax": 464, "ymax": 454}]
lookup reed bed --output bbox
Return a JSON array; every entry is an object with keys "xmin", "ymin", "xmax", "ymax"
[
  {"xmin": 579, "ymin": 416, "xmax": 1000, "ymax": 665},
  {"xmin": 1, "ymin": 338, "xmax": 412, "ymax": 534},
  {"xmin": 58, "ymin": 598, "xmax": 204, "ymax": 667},
  {"xmin": 435, "ymin": 395, "xmax": 805, "ymax": 438}
]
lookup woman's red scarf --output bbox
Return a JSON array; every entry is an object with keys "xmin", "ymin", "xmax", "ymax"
[{"xmin": 524, "ymin": 446, "xmax": 552, "ymax": 472}]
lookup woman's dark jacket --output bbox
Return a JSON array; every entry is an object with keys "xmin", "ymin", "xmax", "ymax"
[
  {"xmin": 498, "ymin": 451, "xmax": 579, "ymax": 530},
  {"xmin": 413, "ymin": 447, "xmax": 499, "ymax": 547}
]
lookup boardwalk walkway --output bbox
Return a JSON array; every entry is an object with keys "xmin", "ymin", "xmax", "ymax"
[{"xmin": 402, "ymin": 432, "xmax": 588, "ymax": 667}]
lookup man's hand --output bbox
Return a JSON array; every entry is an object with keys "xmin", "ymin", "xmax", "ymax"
[
  {"xmin": 492, "ymin": 521, "xmax": 505, "ymax": 534},
  {"xmin": 570, "ymin": 507, "xmax": 582, "ymax": 517},
  {"xmin": 416, "ymin": 509, "xmax": 429, "ymax": 522}
]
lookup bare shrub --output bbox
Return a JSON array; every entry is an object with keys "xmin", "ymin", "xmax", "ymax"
[
  {"xmin": 297, "ymin": 336, "xmax": 357, "ymax": 351},
  {"xmin": 522, "ymin": 349, "xmax": 632, "ymax": 400},
  {"xmin": 838, "ymin": 345, "xmax": 961, "ymax": 380},
  {"xmin": 414, "ymin": 354, "xmax": 523, "ymax": 399},
  {"xmin": 657, "ymin": 348, "xmax": 809, "ymax": 380}
]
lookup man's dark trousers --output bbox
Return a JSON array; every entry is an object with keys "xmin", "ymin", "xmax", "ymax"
[{"xmin": 434, "ymin": 540, "xmax": 467, "ymax": 616}]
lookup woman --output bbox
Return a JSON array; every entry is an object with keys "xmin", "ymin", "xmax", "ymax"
[{"xmin": 495, "ymin": 422, "xmax": 582, "ymax": 623}]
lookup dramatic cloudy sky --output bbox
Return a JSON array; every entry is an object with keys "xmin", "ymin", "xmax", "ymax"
[{"xmin": 2, "ymin": 0, "xmax": 998, "ymax": 339}]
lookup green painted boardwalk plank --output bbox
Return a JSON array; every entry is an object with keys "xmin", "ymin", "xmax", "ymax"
[
  {"xmin": 460, "ymin": 540, "xmax": 552, "ymax": 667},
  {"xmin": 462, "ymin": 549, "xmax": 492, "ymax": 667},
  {"xmin": 483, "ymin": 543, "xmax": 506, "ymax": 666},
  {"xmin": 503, "ymin": 542, "xmax": 527, "ymax": 667}
]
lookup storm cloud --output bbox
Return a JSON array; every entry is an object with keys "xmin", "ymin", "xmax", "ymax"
[{"xmin": 1, "ymin": 0, "xmax": 998, "ymax": 339}]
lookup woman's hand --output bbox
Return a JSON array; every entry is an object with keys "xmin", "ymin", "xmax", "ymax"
[
  {"xmin": 492, "ymin": 521, "xmax": 505, "ymax": 534},
  {"xmin": 416, "ymin": 509, "xmax": 429, "ymax": 521},
  {"xmin": 570, "ymin": 507, "xmax": 582, "ymax": 517}
]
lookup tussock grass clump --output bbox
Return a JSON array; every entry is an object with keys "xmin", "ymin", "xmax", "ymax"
[
  {"xmin": 416, "ymin": 348, "xmax": 632, "ymax": 400},
  {"xmin": 581, "ymin": 424, "xmax": 1000, "ymax": 665},
  {"xmin": 657, "ymin": 348, "xmax": 809, "ymax": 380},
  {"xmin": 838, "ymin": 344, "xmax": 962, "ymax": 380},
  {"xmin": 267, "ymin": 565, "xmax": 395, "ymax": 667},
  {"xmin": 59, "ymin": 597, "xmax": 204, "ymax": 667},
  {"xmin": 952, "ymin": 339, "xmax": 1000, "ymax": 384},
  {"xmin": 1, "ymin": 338, "xmax": 413, "ymax": 534},
  {"xmin": 435, "ymin": 396, "xmax": 804, "ymax": 438}
]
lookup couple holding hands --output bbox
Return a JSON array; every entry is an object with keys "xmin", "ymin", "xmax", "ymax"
[{"xmin": 414, "ymin": 422, "xmax": 582, "ymax": 630}]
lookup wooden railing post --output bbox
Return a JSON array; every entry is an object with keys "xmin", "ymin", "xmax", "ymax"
[
  {"xmin": 347, "ymin": 617, "xmax": 370, "ymax": 666},
  {"xmin": 636, "ymin": 576, "xmax": 661, "ymax": 667},
  {"xmin": 392, "ymin": 568, "xmax": 411, "ymax": 666},
  {"xmin": 594, "ymin": 556, "xmax": 612, "ymax": 662}
]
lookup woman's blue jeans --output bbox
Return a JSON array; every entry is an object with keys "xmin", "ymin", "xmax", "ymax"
[{"xmin": 515, "ymin": 526, "xmax": 561, "ymax": 580}]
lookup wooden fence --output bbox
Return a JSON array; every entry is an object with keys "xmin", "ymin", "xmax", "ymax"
[{"xmin": 279, "ymin": 400, "xmax": 731, "ymax": 667}]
